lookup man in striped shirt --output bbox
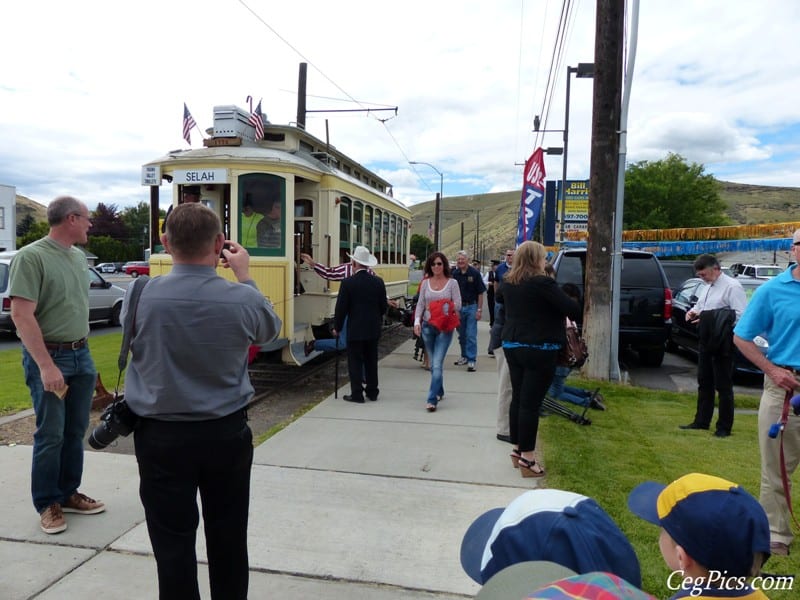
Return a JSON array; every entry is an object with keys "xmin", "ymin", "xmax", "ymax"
[{"xmin": 299, "ymin": 252, "xmax": 398, "ymax": 355}]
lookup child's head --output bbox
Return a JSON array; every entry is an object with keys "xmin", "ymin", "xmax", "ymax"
[
  {"xmin": 628, "ymin": 473, "xmax": 770, "ymax": 577},
  {"xmin": 461, "ymin": 489, "xmax": 642, "ymax": 587}
]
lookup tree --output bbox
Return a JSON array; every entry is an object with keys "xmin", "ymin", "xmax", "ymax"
[
  {"xmin": 410, "ymin": 234, "xmax": 433, "ymax": 261},
  {"xmin": 623, "ymin": 153, "xmax": 729, "ymax": 230},
  {"xmin": 17, "ymin": 221, "xmax": 49, "ymax": 247},
  {"xmin": 120, "ymin": 202, "xmax": 152, "ymax": 248},
  {"xmin": 90, "ymin": 203, "xmax": 128, "ymax": 239},
  {"xmin": 16, "ymin": 214, "xmax": 36, "ymax": 237}
]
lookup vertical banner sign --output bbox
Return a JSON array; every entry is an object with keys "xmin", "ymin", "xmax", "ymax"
[{"xmin": 516, "ymin": 147, "xmax": 546, "ymax": 246}]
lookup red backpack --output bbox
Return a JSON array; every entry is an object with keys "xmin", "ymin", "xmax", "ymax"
[{"xmin": 428, "ymin": 297, "xmax": 460, "ymax": 333}]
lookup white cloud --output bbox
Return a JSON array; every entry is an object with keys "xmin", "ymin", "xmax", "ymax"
[{"xmin": 0, "ymin": 0, "xmax": 798, "ymax": 211}]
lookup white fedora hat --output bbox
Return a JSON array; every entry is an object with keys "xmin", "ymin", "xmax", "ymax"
[{"xmin": 348, "ymin": 245, "xmax": 378, "ymax": 267}]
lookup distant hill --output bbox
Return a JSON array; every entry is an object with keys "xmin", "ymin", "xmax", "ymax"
[
  {"xmin": 411, "ymin": 180, "xmax": 800, "ymax": 261},
  {"xmin": 15, "ymin": 194, "xmax": 48, "ymax": 226}
]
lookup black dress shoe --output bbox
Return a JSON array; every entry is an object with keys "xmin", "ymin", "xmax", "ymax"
[
  {"xmin": 496, "ymin": 433, "xmax": 511, "ymax": 443},
  {"xmin": 304, "ymin": 340, "xmax": 315, "ymax": 356},
  {"xmin": 343, "ymin": 394, "xmax": 365, "ymax": 404},
  {"xmin": 367, "ymin": 396, "xmax": 378, "ymax": 402},
  {"xmin": 679, "ymin": 423, "xmax": 709, "ymax": 430},
  {"xmin": 714, "ymin": 430, "xmax": 731, "ymax": 438}
]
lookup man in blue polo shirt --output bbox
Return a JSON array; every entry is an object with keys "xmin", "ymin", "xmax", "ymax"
[
  {"xmin": 734, "ymin": 229, "xmax": 800, "ymax": 558},
  {"xmin": 452, "ymin": 250, "xmax": 486, "ymax": 372}
]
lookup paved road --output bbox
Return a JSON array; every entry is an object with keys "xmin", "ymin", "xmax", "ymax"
[{"xmin": 625, "ymin": 346, "xmax": 763, "ymax": 397}]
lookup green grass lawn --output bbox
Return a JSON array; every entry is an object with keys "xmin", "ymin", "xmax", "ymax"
[
  {"xmin": 1, "ymin": 332, "xmax": 125, "ymax": 414},
  {"xmin": 540, "ymin": 376, "xmax": 798, "ymax": 599}
]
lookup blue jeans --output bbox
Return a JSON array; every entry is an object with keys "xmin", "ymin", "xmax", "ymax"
[
  {"xmin": 314, "ymin": 316, "xmax": 348, "ymax": 352},
  {"xmin": 421, "ymin": 323, "xmax": 454, "ymax": 405},
  {"xmin": 547, "ymin": 365, "xmax": 592, "ymax": 407},
  {"xmin": 456, "ymin": 304, "xmax": 478, "ymax": 361},
  {"xmin": 23, "ymin": 345, "xmax": 96, "ymax": 512}
]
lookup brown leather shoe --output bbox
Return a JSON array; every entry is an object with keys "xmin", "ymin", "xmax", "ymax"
[
  {"xmin": 62, "ymin": 492, "xmax": 105, "ymax": 515},
  {"xmin": 40, "ymin": 503, "xmax": 67, "ymax": 534},
  {"xmin": 304, "ymin": 340, "xmax": 315, "ymax": 356}
]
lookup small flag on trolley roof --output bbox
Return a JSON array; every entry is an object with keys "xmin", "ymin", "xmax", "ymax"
[
  {"xmin": 427, "ymin": 220, "xmax": 434, "ymax": 239},
  {"xmin": 249, "ymin": 100, "xmax": 264, "ymax": 141},
  {"xmin": 182, "ymin": 103, "xmax": 196, "ymax": 145}
]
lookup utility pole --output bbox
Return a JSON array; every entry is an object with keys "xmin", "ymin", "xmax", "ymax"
[{"xmin": 582, "ymin": 0, "xmax": 624, "ymax": 381}]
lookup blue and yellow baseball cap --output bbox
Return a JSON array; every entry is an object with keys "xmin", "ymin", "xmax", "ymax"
[{"xmin": 628, "ymin": 473, "xmax": 770, "ymax": 576}]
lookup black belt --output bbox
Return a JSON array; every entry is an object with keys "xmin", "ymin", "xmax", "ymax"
[
  {"xmin": 44, "ymin": 337, "xmax": 88, "ymax": 351},
  {"xmin": 776, "ymin": 364, "xmax": 800, "ymax": 375},
  {"xmin": 463, "ymin": 301, "xmax": 477, "ymax": 306}
]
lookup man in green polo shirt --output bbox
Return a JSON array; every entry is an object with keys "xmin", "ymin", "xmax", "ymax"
[{"xmin": 10, "ymin": 195, "xmax": 105, "ymax": 535}]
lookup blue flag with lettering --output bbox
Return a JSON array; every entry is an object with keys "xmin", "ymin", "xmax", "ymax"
[{"xmin": 515, "ymin": 147, "xmax": 546, "ymax": 246}]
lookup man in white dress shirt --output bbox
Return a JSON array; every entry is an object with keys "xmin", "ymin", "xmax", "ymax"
[{"xmin": 679, "ymin": 253, "xmax": 747, "ymax": 437}]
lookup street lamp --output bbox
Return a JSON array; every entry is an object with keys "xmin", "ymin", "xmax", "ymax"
[
  {"xmin": 559, "ymin": 62, "xmax": 594, "ymax": 243},
  {"xmin": 410, "ymin": 161, "xmax": 443, "ymax": 249}
]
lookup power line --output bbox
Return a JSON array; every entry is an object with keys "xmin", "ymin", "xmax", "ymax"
[{"xmin": 238, "ymin": 0, "xmax": 425, "ymax": 194}]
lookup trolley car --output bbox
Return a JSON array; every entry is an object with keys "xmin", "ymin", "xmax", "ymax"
[{"xmin": 141, "ymin": 104, "xmax": 411, "ymax": 365}]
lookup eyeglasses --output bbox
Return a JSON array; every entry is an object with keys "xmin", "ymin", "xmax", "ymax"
[
  {"xmin": 71, "ymin": 213, "xmax": 91, "ymax": 221},
  {"xmin": 432, "ymin": 262, "xmax": 443, "ymax": 266},
  {"xmin": 793, "ymin": 241, "xmax": 800, "ymax": 247}
]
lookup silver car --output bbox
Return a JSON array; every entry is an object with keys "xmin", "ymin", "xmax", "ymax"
[{"xmin": 0, "ymin": 251, "xmax": 126, "ymax": 332}]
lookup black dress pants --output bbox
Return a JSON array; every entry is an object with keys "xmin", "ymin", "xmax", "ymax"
[
  {"xmin": 505, "ymin": 347, "xmax": 558, "ymax": 453},
  {"xmin": 694, "ymin": 348, "xmax": 735, "ymax": 433},
  {"xmin": 347, "ymin": 338, "xmax": 379, "ymax": 400},
  {"xmin": 134, "ymin": 410, "xmax": 253, "ymax": 600}
]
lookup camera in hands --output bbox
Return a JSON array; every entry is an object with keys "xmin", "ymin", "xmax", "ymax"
[{"xmin": 88, "ymin": 397, "xmax": 139, "ymax": 450}]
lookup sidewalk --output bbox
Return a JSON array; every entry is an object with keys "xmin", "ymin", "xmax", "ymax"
[{"xmin": 1, "ymin": 321, "xmax": 541, "ymax": 599}]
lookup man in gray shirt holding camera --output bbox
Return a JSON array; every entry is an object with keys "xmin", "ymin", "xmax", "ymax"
[{"xmin": 123, "ymin": 203, "xmax": 281, "ymax": 599}]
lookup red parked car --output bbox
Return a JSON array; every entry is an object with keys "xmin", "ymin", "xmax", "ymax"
[{"xmin": 122, "ymin": 261, "xmax": 150, "ymax": 278}]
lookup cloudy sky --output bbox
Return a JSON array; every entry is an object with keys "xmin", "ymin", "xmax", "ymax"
[{"xmin": 2, "ymin": 0, "xmax": 799, "ymax": 212}]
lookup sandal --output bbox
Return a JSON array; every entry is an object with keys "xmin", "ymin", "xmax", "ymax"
[
  {"xmin": 518, "ymin": 457, "xmax": 546, "ymax": 478},
  {"xmin": 426, "ymin": 403, "xmax": 437, "ymax": 412},
  {"xmin": 510, "ymin": 449, "xmax": 521, "ymax": 468}
]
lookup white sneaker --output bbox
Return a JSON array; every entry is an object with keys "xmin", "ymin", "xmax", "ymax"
[
  {"xmin": 454, "ymin": 357, "xmax": 468, "ymax": 366},
  {"xmin": 468, "ymin": 362, "xmax": 476, "ymax": 372}
]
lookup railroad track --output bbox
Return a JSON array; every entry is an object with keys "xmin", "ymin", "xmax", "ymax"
[{"xmin": 247, "ymin": 323, "xmax": 407, "ymax": 406}]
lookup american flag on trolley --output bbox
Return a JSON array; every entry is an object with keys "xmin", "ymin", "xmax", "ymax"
[
  {"xmin": 182, "ymin": 103, "xmax": 196, "ymax": 145},
  {"xmin": 427, "ymin": 220, "xmax": 434, "ymax": 239},
  {"xmin": 249, "ymin": 100, "xmax": 264, "ymax": 141}
]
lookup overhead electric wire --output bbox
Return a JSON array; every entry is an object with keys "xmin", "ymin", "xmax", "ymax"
[
  {"xmin": 237, "ymin": 0, "xmax": 431, "ymax": 194},
  {"xmin": 534, "ymin": 0, "xmax": 571, "ymax": 148}
]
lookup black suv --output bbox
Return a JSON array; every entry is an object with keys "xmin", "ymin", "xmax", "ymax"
[{"xmin": 552, "ymin": 248, "xmax": 672, "ymax": 367}]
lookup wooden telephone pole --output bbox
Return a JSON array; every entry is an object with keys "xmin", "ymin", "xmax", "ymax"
[{"xmin": 582, "ymin": 0, "xmax": 625, "ymax": 380}]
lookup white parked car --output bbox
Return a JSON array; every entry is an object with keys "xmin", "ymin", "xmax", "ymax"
[
  {"xmin": 0, "ymin": 251, "xmax": 126, "ymax": 333},
  {"xmin": 95, "ymin": 262, "xmax": 118, "ymax": 274}
]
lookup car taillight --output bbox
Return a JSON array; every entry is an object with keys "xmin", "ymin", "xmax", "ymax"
[
  {"xmin": 664, "ymin": 287, "xmax": 673, "ymax": 321},
  {"xmin": 2, "ymin": 297, "xmax": 10, "ymax": 312}
]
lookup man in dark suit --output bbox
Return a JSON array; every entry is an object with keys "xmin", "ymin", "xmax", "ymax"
[{"xmin": 334, "ymin": 246, "xmax": 387, "ymax": 403}]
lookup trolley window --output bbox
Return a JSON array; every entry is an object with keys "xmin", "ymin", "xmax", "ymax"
[
  {"xmin": 238, "ymin": 173, "xmax": 285, "ymax": 255},
  {"xmin": 364, "ymin": 205, "xmax": 373, "ymax": 250},
  {"xmin": 353, "ymin": 201, "xmax": 363, "ymax": 246},
  {"xmin": 339, "ymin": 197, "xmax": 351, "ymax": 264},
  {"xmin": 374, "ymin": 209, "xmax": 382, "ymax": 259}
]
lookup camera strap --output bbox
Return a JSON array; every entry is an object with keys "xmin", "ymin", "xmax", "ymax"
[{"xmin": 115, "ymin": 276, "xmax": 151, "ymax": 392}]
